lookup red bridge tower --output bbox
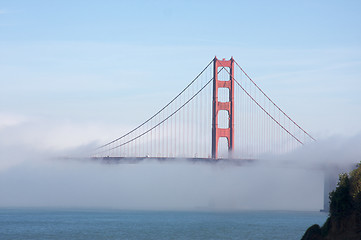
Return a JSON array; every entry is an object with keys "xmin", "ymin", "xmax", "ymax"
[{"xmin": 212, "ymin": 57, "xmax": 235, "ymax": 159}]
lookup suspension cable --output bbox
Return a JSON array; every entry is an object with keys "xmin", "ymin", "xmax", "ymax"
[
  {"xmin": 96, "ymin": 59, "xmax": 214, "ymax": 150},
  {"xmin": 234, "ymin": 60, "xmax": 316, "ymax": 141},
  {"xmin": 96, "ymin": 76, "xmax": 215, "ymax": 154},
  {"xmin": 217, "ymin": 61, "xmax": 304, "ymax": 145}
]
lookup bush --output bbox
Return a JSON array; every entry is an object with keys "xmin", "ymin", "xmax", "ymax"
[
  {"xmin": 320, "ymin": 217, "xmax": 330, "ymax": 237},
  {"xmin": 301, "ymin": 224, "xmax": 322, "ymax": 240},
  {"xmin": 350, "ymin": 163, "xmax": 361, "ymax": 213},
  {"xmin": 329, "ymin": 173, "xmax": 353, "ymax": 217}
]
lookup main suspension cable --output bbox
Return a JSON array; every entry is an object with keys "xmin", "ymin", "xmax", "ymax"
[
  {"xmin": 96, "ymin": 76, "xmax": 215, "ymax": 154},
  {"xmin": 218, "ymin": 61, "xmax": 304, "ymax": 145},
  {"xmin": 234, "ymin": 60, "xmax": 315, "ymax": 141},
  {"xmin": 96, "ymin": 59, "xmax": 214, "ymax": 150}
]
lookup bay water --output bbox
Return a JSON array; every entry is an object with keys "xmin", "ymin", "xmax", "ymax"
[{"xmin": 0, "ymin": 208, "xmax": 327, "ymax": 240}]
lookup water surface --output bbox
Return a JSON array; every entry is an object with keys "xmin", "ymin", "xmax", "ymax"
[{"xmin": 0, "ymin": 208, "xmax": 328, "ymax": 240}]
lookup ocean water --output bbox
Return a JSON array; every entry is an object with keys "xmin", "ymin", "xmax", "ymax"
[{"xmin": 0, "ymin": 208, "xmax": 327, "ymax": 240}]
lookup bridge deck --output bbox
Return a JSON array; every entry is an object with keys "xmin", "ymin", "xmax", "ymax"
[{"xmin": 91, "ymin": 157, "xmax": 255, "ymax": 165}]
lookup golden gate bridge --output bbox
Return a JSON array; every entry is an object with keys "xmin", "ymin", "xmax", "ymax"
[{"xmin": 93, "ymin": 57, "xmax": 315, "ymax": 161}]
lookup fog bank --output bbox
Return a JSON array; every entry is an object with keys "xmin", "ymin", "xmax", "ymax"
[{"xmin": 0, "ymin": 117, "xmax": 360, "ymax": 211}]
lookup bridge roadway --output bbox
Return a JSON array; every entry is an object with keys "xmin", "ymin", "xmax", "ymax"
[{"xmin": 91, "ymin": 157, "xmax": 256, "ymax": 166}]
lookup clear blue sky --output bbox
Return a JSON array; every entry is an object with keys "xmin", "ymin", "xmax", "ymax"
[{"xmin": 1, "ymin": 0, "xmax": 361, "ymax": 147}]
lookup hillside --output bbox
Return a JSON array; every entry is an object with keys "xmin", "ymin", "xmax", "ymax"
[{"xmin": 301, "ymin": 162, "xmax": 361, "ymax": 240}]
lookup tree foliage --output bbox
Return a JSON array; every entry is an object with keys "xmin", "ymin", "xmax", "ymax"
[
  {"xmin": 302, "ymin": 162, "xmax": 361, "ymax": 240},
  {"xmin": 349, "ymin": 163, "xmax": 361, "ymax": 213},
  {"xmin": 329, "ymin": 173, "xmax": 353, "ymax": 217},
  {"xmin": 329, "ymin": 162, "xmax": 361, "ymax": 217}
]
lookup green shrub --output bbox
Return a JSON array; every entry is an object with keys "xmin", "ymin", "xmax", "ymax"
[
  {"xmin": 320, "ymin": 217, "xmax": 330, "ymax": 237},
  {"xmin": 301, "ymin": 224, "xmax": 322, "ymax": 240},
  {"xmin": 329, "ymin": 173, "xmax": 353, "ymax": 217},
  {"xmin": 328, "ymin": 162, "xmax": 361, "ymax": 217},
  {"xmin": 350, "ymin": 163, "xmax": 361, "ymax": 213}
]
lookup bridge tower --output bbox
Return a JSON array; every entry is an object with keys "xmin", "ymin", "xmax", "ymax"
[{"xmin": 212, "ymin": 57, "xmax": 235, "ymax": 159}]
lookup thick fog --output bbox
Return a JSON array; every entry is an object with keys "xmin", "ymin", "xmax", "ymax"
[{"xmin": 0, "ymin": 117, "xmax": 360, "ymax": 211}]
